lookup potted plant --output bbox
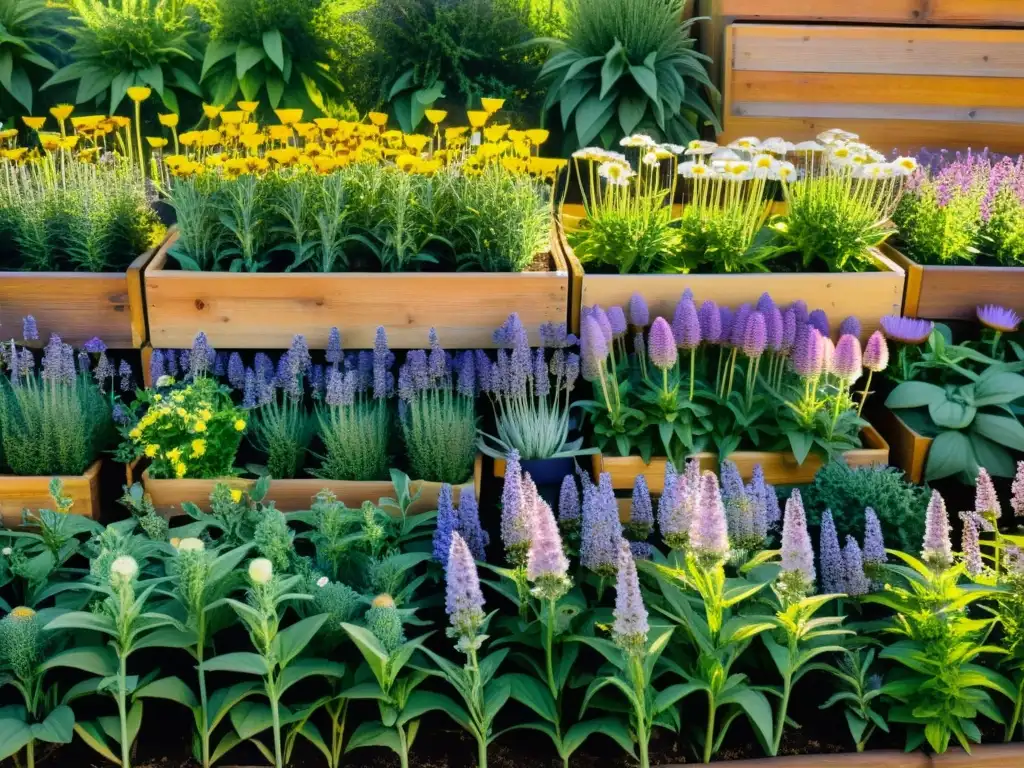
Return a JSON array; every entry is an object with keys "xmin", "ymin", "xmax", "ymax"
[
  {"xmin": 560, "ymin": 131, "xmax": 907, "ymax": 338},
  {"xmin": 0, "ymin": 107, "xmax": 166, "ymax": 348},
  {"xmin": 143, "ymin": 101, "xmax": 571, "ymax": 351}
]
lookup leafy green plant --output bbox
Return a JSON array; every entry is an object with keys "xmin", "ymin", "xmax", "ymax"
[
  {"xmin": 538, "ymin": 0, "xmax": 718, "ymax": 150},
  {"xmin": 819, "ymin": 648, "xmax": 891, "ymax": 752},
  {"xmin": 249, "ymin": 392, "xmax": 316, "ymax": 479},
  {"xmin": 0, "ymin": 0, "xmax": 60, "ymax": 113}
]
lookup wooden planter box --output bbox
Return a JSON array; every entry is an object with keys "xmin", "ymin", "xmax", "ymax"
[
  {"xmin": 133, "ymin": 455, "xmax": 483, "ymax": 519},
  {"xmin": 559, "ymin": 206, "xmax": 904, "ymax": 339},
  {"xmin": 659, "ymin": 742, "xmax": 1024, "ymax": 767},
  {"xmin": 144, "ymin": 230, "xmax": 570, "ymax": 350},
  {"xmin": 884, "ymin": 243, "xmax": 1024, "ymax": 321},
  {"xmin": 873, "ymin": 407, "xmax": 932, "ymax": 484},
  {"xmin": 709, "ymin": 0, "xmax": 1024, "ymax": 24},
  {"xmin": 0, "ymin": 460, "xmax": 102, "ymax": 527},
  {"xmin": 0, "ymin": 249, "xmax": 156, "ymax": 349}
]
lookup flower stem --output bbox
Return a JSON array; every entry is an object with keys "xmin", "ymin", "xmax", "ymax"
[
  {"xmin": 545, "ymin": 599, "xmax": 557, "ymax": 699},
  {"xmin": 703, "ymin": 690, "xmax": 716, "ymax": 763},
  {"xmin": 118, "ymin": 653, "xmax": 131, "ymax": 768},
  {"xmin": 772, "ymin": 672, "xmax": 792, "ymax": 756},
  {"xmin": 269, "ymin": 683, "xmax": 283, "ymax": 768},
  {"xmin": 856, "ymin": 370, "xmax": 874, "ymax": 417}
]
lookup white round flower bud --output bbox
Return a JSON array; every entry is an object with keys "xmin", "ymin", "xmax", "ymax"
[
  {"xmin": 177, "ymin": 538, "xmax": 205, "ymax": 553},
  {"xmin": 155, "ymin": 375, "xmax": 175, "ymax": 387},
  {"xmin": 316, "ymin": 576, "xmax": 329, "ymax": 588},
  {"xmin": 1, "ymin": 547, "xmax": 12, "ymax": 556},
  {"xmin": 248, "ymin": 558, "xmax": 273, "ymax": 585},
  {"xmin": 110, "ymin": 555, "xmax": 139, "ymax": 583}
]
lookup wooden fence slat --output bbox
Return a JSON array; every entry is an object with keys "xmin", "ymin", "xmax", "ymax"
[{"xmin": 732, "ymin": 102, "xmax": 1024, "ymax": 125}]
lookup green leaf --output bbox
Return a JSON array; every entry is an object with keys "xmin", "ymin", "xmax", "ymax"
[
  {"xmin": 972, "ymin": 412, "xmax": 1024, "ymax": 451},
  {"xmin": 8, "ymin": 66, "xmax": 31, "ymax": 111},
  {"xmin": 202, "ymin": 652, "xmax": 269, "ymax": 677},
  {"xmin": 885, "ymin": 381, "xmax": 947, "ymax": 409},
  {"xmin": 574, "ymin": 92, "xmax": 616, "ymax": 147},
  {"xmin": 720, "ymin": 687, "xmax": 775, "ymax": 749},
  {"xmin": 341, "ymin": 623, "xmax": 388, "ymax": 687},
  {"xmin": 969, "ymin": 431, "xmax": 1016, "ymax": 478},
  {"xmin": 484, "ymin": 677, "xmax": 512, "ymax": 723},
  {"xmin": 600, "ymin": 40, "xmax": 625, "ymax": 99},
  {"xmin": 925, "ymin": 430, "xmax": 973, "ymax": 482},
  {"xmin": 279, "ymin": 659, "xmax": 346, "ymax": 696},
  {"xmin": 266, "ymin": 74, "xmax": 284, "ymax": 107},
  {"xmin": 207, "ymin": 681, "xmax": 261, "ymax": 731},
  {"xmin": 262, "ymin": 29, "xmax": 284, "ymax": 70},
  {"xmin": 73, "ymin": 720, "xmax": 120, "ymax": 764},
  {"xmin": 211, "ymin": 731, "xmax": 242, "ymax": 765},
  {"xmin": 209, "ymin": 544, "xmax": 252, "ymax": 585},
  {"xmin": 505, "ymin": 673, "xmax": 558, "ymax": 723},
  {"xmin": 0, "ymin": 50, "xmax": 13, "ymax": 91},
  {"xmin": 235, "ymin": 42, "xmax": 265, "ymax": 79},
  {"xmin": 928, "ymin": 399, "xmax": 976, "ymax": 430},
  {"xmin": 43, "ymin": 611, "xmax": 115, "ymax": 638},
  {"xmin": 346, "ymin": 721, "xmax": 402, "ymax": 756},
  {"xmin": 230, "ymin": 701, "xmax": 274, "ymax": 740},
  {"xmin": 134, "ymin": 626, "xmax": 197, "ymax": 651},
  {"xmin": 201, "ymin": 40, "xmax": 236, "ymax": 80},
  {"xmin": 564, "ymin": 717, "xmax": 636, "ymax": 759},
  {"xmin": 138, "ymin": 64, "xmax": 164, "ymax": 96},
  {"xmin": 654, "ymin": 682, "xmax": 705, "ymax": 714},
  {"xmin": 617, "ymin": 90, "xmax": 647, "ymax": 137},
  {"xmin": 973, "ymin": 371, "xmax": 1024, "ymax": 406},
  {"xmin": 31, "ymin": 705, "xmax": 74, "ymax": 745},
  {"xmin": 40, "ymin": 647, "xmax": 117, "ymax": 677},
  {"xmin": 273, "ymin": 614, "xmax": 328, "ymax": 667},
  {"xmin": 0, "ymin": 719, "xmax": 32, "ymax": 760},
  {"xmin": 388, "ymin": 68, "xmax": 415, "ymax": 100},
  {"xmin": 786, "ymin": 430, "xmax": 813, "ymax": 465},
  {"xmin": 134, "ymin": 676, "xmax": 198, "ymax": 710},
  {"xmin": 629, "ymin": 64, "xmax": 658, "ymax": 103}
]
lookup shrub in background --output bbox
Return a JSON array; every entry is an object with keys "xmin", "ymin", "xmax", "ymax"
[
  {"xmin": 801, "ymin": 460, "xmax": 929, "ymax": 552},
  {"xmin": 0, "ymin": 0, "xmax": 63, "ymax": 114}
]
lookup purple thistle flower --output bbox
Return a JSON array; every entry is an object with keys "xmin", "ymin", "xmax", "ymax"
[
  {"xmin": 534, "ymin": 349, "xmax": 550, "ymax": 398},
  {"xmin": 629, "ymin": 475, "xmax": 653, "ymax": 532},
  {"xmin": 607, "ymin": 306, "xmax": 627, "ymax": 338},
  {"xmin": 781, "ymin": 489, "xmax": 815, "ymax": 589},
  {"xmin": 730, "ymin": 304, "xmax": 752, "ymax": 348},
  {"xmin": 372, "ymin": 327, "xmax": 392, "ymax": 400},
  {"xmin": 612, "ymin": 539, "xmax": 649, "ymax": 653},
  {"xmin": 863, "ymin": 508, "xmax": 886, "ymax": 570},
  {"xmin": 764, "ymin": 306, "xmax": 783, "ymax": 352},
  {"xmin": 756, "ymin": 292, "xmax": 775, "ymax": 313},
  {"xmin": 961, "ymin": 512, "xmax": 983, "ymax": 576},
  {"xmin": 781, "ymin": 309, "xmax": 797, "ymax": 353},
  {"xmin": 242, "ymin": 369, "xmax": 257, "ymax": 408},
  {"xmin": 581, "ymin": 316, "xmax": 608, "ymax": 382},
  {"xmin": 819, "ymin": 335, "xmax": 835, "ymax": 376},
  {"xmin": 922, "ymin": 490, "xmax": 953, "ymax": 571},
  {"xmin": 445, "ymin": 533, "xmax": 485, "ymax": 636},
  {"xmin": 808, "ymin": 309, "xmax": 830, "ymax": 338},
  {"xmin": 500, "ymin": 451, "xmax": 533, "ymax": 565},
  {"xmin": 558, "ymin": 475, "xmax": 580, "ymax": 526},
  {"xmin": 164, "ymin": 349, "xmax": 178, "ymax": 377},
  {"xmin": 789, "ymin": 300, "xmax": 809, "ymax": 325},
  {"xmin": 648, "ymin": 317, "xmax": 677, "ymax": 371},
  {"xmin": 433, "ymin": 484, "xmax": 458, "ymax": 564},
  {"xmin": 839, "ymin": 316, "xmax": 862, "ymax": 338},
  {"xmin": 92, "ymin": 351, "xmax": 114, "ymax": 386},
  {"xmin": 456, "ymin": 490, "xmax": 489, "ymax": 561},
  {"xmin": 22, "ymin": 316, "xmax": 38, "ymax": 342},
  {"xmin": 118, "ymin": 360, "xmax": 133, "ymax": 392},
  {"xmin": 178, "ymin": 349, "xmax": 191, "ymax": 373},
  {"xmin": 977, "ymin": 304, "xmax": 1022, "ymax": 333},
  {"xmin": 742, "ymin": 311, "xmax": 767, "ymax": 358},
  {"xmin": 228, "ymin": 353, "xmax": 245, "ymax": 389},
  {"xmin": 629, "ymin": 293, "xmax": 649, "ymax": 327},
  {"xmin": 83, "ymin": 337, "xmax": 106, "ymax": 354},
  {"xmin": 975, "ymin": 467, "xmax": 1002, "ymax": 521},
  {"xmin": 833, "ymin": 335, "xmax": 863, "ymax": 383},
  {"xmin": 326, "ymin": 327, "xmax": 342, "ymax": 365},
  {"xmin": 672, "ymin": 295, "xmax": 702, "ymax": 350},
  {"xmin": 842, "ymin": 536, "xmax": 871, "ymax": 596},
  {"xmin": 189, "ymin": 332, "xmax": 214, "ymax": 378},
  {"xmin": 719, "ymin": 307, "xmax": 734, "ymax": 346},
  {"xmin": 792, "ymin": 327, "xmax": 822, "ymax": 378},
  {"xmin": 581, "ymin": 473, "xmax": 622, "ymax": 576},
  {"xmin": 879, "ymin": 315, "xmax": 934, "ymax": 345},
  {"xmin": 863, "ymin": 331, "xmax": 889, "ymax": 372},
  {"xmin": 213, "ymin": 351, "xmax": 227, "ymax": 377},
  {"xmin": 149, "ymin": 349, "xmax": 165, "ymax": 382},
  {"xmin": 456, "ymin": 352, "xmax": 476, "ymax": 397},
  {"xmin": 819, "ymin": 510, "xmax": 843, "ymax": 593},
  {"xmin": 699, "ymin": 300, "xmax": 722, "ymax": 343},
  {"xmin": 690, "ymin": 471, "xmax": 729, "ymax": 561},
  {"xmin": 528, "ymin": 497, "xmax": 570, "ymax": 584},
  {"xmin": 1012, "ymin": 461, "xmax": 1024, "ymax": 517}
]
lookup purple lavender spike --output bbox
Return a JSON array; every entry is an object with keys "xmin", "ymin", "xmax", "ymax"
[
  {"xmin": 228, "ymin": 353, "xmax": 245, "ymax": 389},
  {"xmin": 326, "ymin": 327, "xmax": 342, "ymax": 365},
  {"xmin": 839, "ymin": 316, "xmax": 862, "ymax": 338},
  {"xmin": 628, "ymin": 293, "xmax": 649, "ymax": 327},
  {"xmin": 699, "ymin": 300, "xmax": 722, "ymax": 343},
  {"xmin": 808, "ymin": 309, "xmax": 830, "ymax": 338},
  {"xmin": 607, "ymin": 306, "xmax": 627, "ymax": 338},
  {"xmin": 819, "ymin": 510, "xmax": 843, "ymax": 593},
  {"xmin": 149, "ymin": 349, "xmax": 166, "ymax": 382},
  {"xmin": 648, "ymin": 317, "xmax": 677, "ymax": 371}
]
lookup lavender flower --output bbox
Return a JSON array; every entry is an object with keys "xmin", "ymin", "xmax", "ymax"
[
  {"xmin": 863, "ymin": 331, "xmax": 889, "ymax": 372},
  {"xmin": 326, "ymin": 327, "xmax": 342, "ymax": 365},
  {"xmin": 92, "ymin": 351, "xmax": 114, "ymax": 386},
  {"xmin": 607, "ymin": 306, "xmax": 627, "ymax": 338},
  {"xmin": 457, "ymin": 490, "xmax": 489, "ymax": 561},
  {"xmin": 720, "ymin": 460, "xmax": 752, "ymax": 544},
  {"xmin": 879, "ymin": 315, "xmax": 934, "ymax": 345},
  {"xmin": 791, "ymin": 326, "xmax": 822, "ymax": 378},
  {"xmin": 83, "ymin": 337, "xmax": 106, "ymax": 354},
  {"xmin": 819, "ymin": 335, "xmax": 835, "ymax": 376},
  {"xmin": 833, "ymin": 335, "xmax": 863, "ymax": 383},
  {"xmin": 628, "ymin": 475, "xmax": 653, "ymax": 539},
  {"xmin": 961, "ymin": 512, "xmax": 983, "ymax": 576},
  {"xmin": 112, "ymin": 403, "xmax": 129, "ymax": 425},
  {"xmin": 1012, "ymin": 461, "xmax": 1024, "ymax": 517},
  {"xmin": 975, "ymin": 467, "xmax": 1002, "ymax": 521},
  {"xmin": 742, "ymin": 311, "xmax": 767, "ymax": 358},
  {"xmin": 118, "ymin": 360, "xmax": 133, "ymax": 392},
  {"xmin": 789, "ymin": 300, "xmax": 809, "ymax": 325},
  {"xmin": 528, "ymin": 497, "xmax": 571, "ymax": 599},
  {"xmin": 657, "ymin": 463, "xmax": 686, "ymax": 550},
  {"xmin": 22, "ymin": 316, "xmax": 37, "ymax": 342},
  {"xmin": 164, "ymin": 349, "xmax": 178, "ymax": 377},
  {"xmin": 179, "ymin": 349, "xmax": 191, "ymax": 374},
  {"xmin": 628, "ymin": 293, "xmax": 649, "ymax": 327},
  {"xmin": 189, "ymin": 332, "xmax": 214, "ymax": 378},
  {"xmin": 445, "ymin": 533, "xmax": 485, "ymax": 642},
  {"xmin": 719, "ymin": 307, "xmax": 734, "ymax": 346},
  {"xmin": 838, "ymin": 316, "xmax": 862, "ymax": 338},
  {"xmin": 228, "ymin": 353, "xmax": 245, "ymax": 389},
  {"xmin": 558, "ymin": 475, "xmax": 581, "ymax": 533},
  {"xmin": 746, "ymin": 464, "xmax": 775, "ymax": 538},
  {"xmin": 977, "ymin": 304, "xmax": 1022, "ymax": 333},
  {"xmin": 730, "ymin": 304, "xmax": 752, "ymax": 348},
  {"xmin": 699, "ymin": 300, "xmax": 722, "ymax": 343},
  {"xmin": 433, "ymin": 484, "xmax": 458, "ymax": 564},
  {"xmin": 863, "ymin": 508, "xmax": 886, "ymax": 577},
  {"xmin": 922, "ymin": 490, "xmax": 953, "ymax": 571},
  {"xmin": 818, "ymin": 510, "xmax": 843, "ymax": 593},
  {"xmin": 581, "ymin": 316, "xmax": 608, "ymax": 381},
  {"xmin": 764, "ymin": 306, "xmax": 783, "ymax": 352},
  {"xmin": 590, "ymin": 306, "xmax": 613, "ymax": 346},
  {"xmin": 672, "ymin": 295, "xmax": 701, "ymax": 350},
  {"xmin": 149, "ymin": 349, "xmax": 166, "ymax": 383},
  {"xmin": 781, "ymin": 309, "xmax": 797, "ymax": 353},
  {"xmin": 648, "ymin": 317, "xmax": 677, "ymax": 371},
  {"xmin": 213, "ymin": 352, "xmax": 227, "ymax": 377},
  {"xmin": 500, "ymin": 451, "xmax": 533, "ymax": 566},
  {"xmin": 456, "ymin": 351, "xmax": 476, "ymax": 397},
  {"xmin": 612, "ymin": 539, "xmax": 649, "ymax": 655},
  {"xmin": 779, "ymin": 490, "xmax": 815, "ymax": 601},
  {"xmin": 254, "ymin": 352, "xmax": 273, "ymax": 383},
  {"xmin": 808, "ymin": 309, "xmax": 830, "ymax": 337},
  {"xmin": 756, "ymin": 292, "xmax": 775, "ymax": 313},
  {"xmin": 288, "ymin": 335, "xmax": 312, "ymax": 386},
  {"xmin": 372, "ymin": 326, "xmax": 392, "ymax": 400},
  {"xmin": 690, "ymin": 471, "xmax": 729, "ymax": 564},
  {"xmin": 581, "ymin": 473, "xmax": 622, "ymax": 577},
  {"xmin": 242, "ymin": 369, "xmax": 257, "ymax": 408},
  {"xmin": 842, "ymin": 537, "xmax": 871, "ymax": 596}
]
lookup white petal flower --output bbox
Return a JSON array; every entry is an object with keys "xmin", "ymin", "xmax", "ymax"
[
  {"xmin": 793, "ymin": 140, "xmax": 825, "ymax": 153},
  {"xmin": 711, "ymin": 148, "xmax": 741, "ymax": 163},
  {"xmin": 776, "ymin": 161, "xmax": 797, "ymax": 182},
  {"xmin": 642, "ymin": 151, "xmax": 660, "ymax": 167},
  {"xmin": 660, "ymin": 143, "xmax": 686, "ymax": 155},
  {"xmin": 110, "ymin": 556, "xmax": 139, "ymax": 582},
  {"xmin": 598, "ymin": 160, "xmax": 635, "ymax": 185},
  {"xmin": 751, "ymin": 153, "xmax": 779, "ymax": 178},
  {"xmin": 758, "ymin": 137, "xmax": 794, "ymax": 155},
  {"xmin": 177, "ymin": 538, "xmax": 205, "ymax": 553},
  {"xmin": 1, "ymin": 547, "xmax": 12, "ymax": 556},
  {"xmin": 620, "ymin": 134, "xmax": 655, "ymax": 148},
  {"xmin": 248, "ymin": 558, "xmax": 273, "ymax": 585},
  {"xmin": 316, "ymin": 576, "xmax": 330, "ymax": 588},
  {"xmin": 155, "ymin": 375, "xmax": 175, "ymax": 388},
  {"xmin": 684, "ymin": 140, "xmax": 717, "ymax": 156},
  {"xmin": 893, "ymin": 156, "xmax": 918, "ymax": 175},
  {"xmin": 727, "ymin": 136, "xmax": 760, "ymax": 152}
]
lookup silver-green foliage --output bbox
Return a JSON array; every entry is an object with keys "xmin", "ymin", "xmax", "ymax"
[
  {"xmin": 313, "ymin": 399, "xmax": 391, "ymax": 482},
  {"xmin": 400, "ymin": 389, "xmax": 476, "ymax": 484},
  {"xmin": 248, "ymin": 393, "xmax": 317, "ymax": 480}
]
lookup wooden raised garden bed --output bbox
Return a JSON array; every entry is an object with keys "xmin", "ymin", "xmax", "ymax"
[
  {"xmin": 559, "ymin": 206, "xmax": 905, "ymax": 339},
  {"xmin": 0, "ymin": 247, "xmax": 157, "ymax": 349},
  {"xmin": 0, "ymin": 460, "xmax": 103, "ymax": 527},
  {"xmin": 873, "ymin": 406, "xmax": 932, "ymax": 484},
  {"xmin": 706, "ymin": 0, "xmax": 1024, "ymax": 25},
  {"xmin": 130, "ymin": 454, "xmax": 483, "ymax": 519},
  {"xmin": 883, "ymin": 243, "xmax": 1024, "ymax": 321},
  {"xmin": 679, "ymin": 742, "xmax": 1024, "ymax": 767},
  {"xmin": 144, "ymin": 230, "xmax": 570, "ymax": 350},
  {"xmin": 719, "ymin": 24, "xmax": 1024, "ymax": 154}
]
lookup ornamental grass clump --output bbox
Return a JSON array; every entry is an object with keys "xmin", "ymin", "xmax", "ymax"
[
  {"xmin": 0, "ymin": 110, "xmax": 160, "ymax": 272},
  {"xmin": 0, "ymin": 323, "xmax": 115, "ymax": 476}
]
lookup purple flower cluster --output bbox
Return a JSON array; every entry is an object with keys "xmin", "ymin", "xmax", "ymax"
[
  {"xmin": 862, "ymin": 508, "xmax": 886, "ymax": 581},
  {"xmin": 842, "ymin": 537, "xmax": 871, "ymax": 596},
  {"xmin": 975, "ymin": 468, "xmax": 1002, "ymax": 522},
  {"xmin": 922, "ymin": 490, "xmax": 953, "ymax": 571},
  {"xmin": 500, "ymin": 450, "xmax": 534, "ymax": 566},
  {"xmin": 558, "ymin": 475, "xmax": 581, "ymax": 534},
  {"xmin": 627, "ymin": 475, "xmax": 653, "ymax": 541},
  {"xmin": 581, "ymin": 473, "xmax": 623, "ymax": 577},
  {"xmin": 445, "ymin": 533, "xmax": 485, "ymax": 642},
  {"xmin": 818, "ymin": 510, "xmax": 843, "ymax": 594},
  {"xmin": 690, "ymin": 471, "xmax": 729, "ymax": 564},
  {"xmin": 960, "ymin": 511, "xmax": 983, "ymax": 577},
  {"xmin": 879, "ymin": 315, "xmax": 934, "ymax": 345},
  {"xmin": 1013, "ymin": 461, "xmax": 1024, "ymax": 517},
  {"xmin": 612, "ymin": 539, "xmax": 649, "ymax": 655},
  {"xmin": 528, "ymin": 496, "xmax": 570, "ymax": 600},
  {"xmin": 779, "ymin": 490, "xmax": 815, "ymax": 601}
]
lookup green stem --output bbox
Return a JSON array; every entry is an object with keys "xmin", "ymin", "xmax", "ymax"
[
  {"xmin": 703, "ymin": 690, "xmax": 715, "ymax": 763},
  {"xmin": 197, "ymin": 616, "xmax": 210, "ymax": 768},
  {"xmin": 772, "ymin": 673, "xmax": 792, "ymax": 756},
  {"xmin": 545, "ymin": 600, "xmax": 557, "ymax": 699},
  {"xmin": 398, "ymin": 724, "xmax": 410, "ymax": 768},
  {"xmin": 1007, "ymin": 678, "xmax": 1024, "ymax": 742},
  {"xmin": 856, "ymin": 370, "xmax": 874, "ymax": 417},
  {"xmin": 26, "ymin": 740, "xmax": 34, "ymax": 768},
  {"xmin": 269, "ymin": 683, "xmax": 283, "ymax": 768},
  {"xmin": 119, "ymin": 654, "xmax": 131, "ymax": 768},
  {"xmin": 689, "ymin": 349, "xmax": 696, "ymax": 401},
  {"xmin": 478, "ymin": 735, "xmax": 488, "ymax": 768}
]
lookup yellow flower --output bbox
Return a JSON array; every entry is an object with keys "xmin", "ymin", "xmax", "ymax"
[
  {"xmin": 445, "ymin": 126, "xmax": 468, "ymax": 141},
  {"xmin": 525, "ymin": 129, "xmax": 550, "ymax": 146},
  {"xmin": 483, "ymin": 125, "xmax": 508, "ymax": 143},
  {"xmin": 127, "ymin": 86, "xmax": 152, "ymax": 103},
  {"xmin": 425, "ymin": 109, "xmax": 447, "ymax": 125},
  {"xmin": 50, "ymin": 104, "xmax": 74, "ymax": 121},
  {"xmin": 171, "ymin": 391, "xmax": 185, "ymax": 402},
  {"xmin": 190, "ymin": 439, "xmax": 207, "ymax": 458},
  {"xmin": 146, "ymin": 137, "xmax": 168, "ymax": 149},
  {"xmin": 158, "ymin": 113, "xmax": 179, "ymax": 128},
  {"xmin": 268, "ymin": 125, "xmax": 292, "ymax": 142},
  {"xmin": 166, "ymin": 447, "xmax": 182, "ymax": 463},
  {"xmin": 268, "ymin": 146, "xmax": 298, "ymax": 164},
  {"xmin": 198, "ymin": 409, "xmax": 212, "ymax": 421},
  {"xmin": 404, "ymin": 134, "xmax": 429, "ymax": 153},
  {"xmin": 11, "ymin": 606, "xmax": 36, "ymax": 619},
  {"xmin": 129, "ymin": 427, "xmax": 142, "ymax": 440},
  {"xmin": 178, "ymin": 131, "xmax": 200, "ymax": 147},
  {"xmin": 202, "ymin": 104, "xmax": 224, "ymax": 119},
  {"xmin": 153, "ymin": 394, "xmax": 162, "ymax": 401},
  {"xmin": 193, "ymin": 421, "xmax": 207, "ymax": 433},
  {"xmin": 314, "ymin": 117, "xmax": 338, "ymax": 131},
  {"xmin": 21, "ymin": 116, "xmax": 45, "ymax": 130},
  {"xmin": 274, "ymin": 108, "xmax": 303, "ymax": 125},
  {"xmin": 175, "ymin": 461, "xmax": 187, "ymax": 478},
  {"xmin": 230, "ymin": 489, "xmax": 243, "ymax": 503},
  {"xmin": 467, "ymin": 111, "xmax": 489, "ymax": 129},
  {"xmin": 368, "ymin": 111, "xmax": 389, "ymax": 127},
  {"xmin": 144, "ymin": 444, "xmax": 159, "ymax": 458},
  {"xmin": 480, "ymin": 98, "xmax": 504, "ymax": 114},
  {"xmin": 219, "ymin": 111, "xmax": 244, "ymax": 125},
  {"xmin": 237, "ymin": 101, "xmax": 259, "ymax": 114},
  {"xmin": 234, "ymin": 419, "xmax": 246, "ymax": 432}
]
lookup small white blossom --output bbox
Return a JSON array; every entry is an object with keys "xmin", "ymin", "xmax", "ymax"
[
  {"xmin": 248, "ymin": 558, "xmax": 273, "ymax": 585},
  {"xmin": 155, "ymin": 375, "xmax": 175, "ymax": 387},
  {"xmin": 316, "ymin": 576, "xmax": 330, "ymax": 588},
  {"xmin": 177, "ymin": 538, "xmax": 205, "ymax": 552},
  {"xmin": 110, "ymin": 556, "xmax": 139, "ymax": 583},
  {"xmin": 1, "ymin": 547, "xmax": 11, "ymax": 556}
]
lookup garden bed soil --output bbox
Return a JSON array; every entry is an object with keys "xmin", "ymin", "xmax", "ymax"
[
  {"xmin": 873, "ymin": 406, "xmax": 932, "ymax": 484},
  {"xmin": 143, "ymin": 229, "xmax": 571, "ymax": 351},
  {"xmin": 131, "ymin": 454, "xmax": 482, "ymax": 519},
  {"xmin": 559, "ymin": 206, "xmax": 905, "ymax": 340},
  {"xmin": 883, "ymin": 242, "xmax": 1024, "ymax": 321},
  {"xmin": 0, "ymin": 243, "xmax": 159, "ymax": 349},
  {"xmin": 0, "ymin": 459, "xmax": 102, "ymax": 527}
]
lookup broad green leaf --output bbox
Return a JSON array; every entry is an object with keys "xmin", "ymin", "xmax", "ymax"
[
  {"xmin": 654, "ymin": 682, "xmax": 706, "ymax": 714},
  {"xmin": 341, "ymin": 623, "xmax": 388, "ymax": 687},
  {"xmin": 134, "ymin": 626, "xmax": 197, "ymax": 651},
  {"xmin": 397, "ymin": 690, "xmax": 467, "ymax": 728},
  {"xmin": 973, "ymin": 371, "xmax": 1024, "ymax": 406},
  {"xmin": 273, "ymin": 614, "xmax": 328, "ymax": 667},
  {"xmin": 885, "ymin": 381, "xmax": 946, "ymax": 409},
  {"xmin": 211, "ymin": 731, "xmax": 242, "ymax": 765},
  {"xmin": 719, "ymin": 687, "xmax": 774, "ymax": 748},
  {"xmin": 262, "ymin": 29, "xmax": 284, "ymax": 71},
  {"xmin": 279, "ymin": 659, "xmax": 346, "ymax": 696},
  {"xmin": 73, "ymin": 721, "xmax": 120, "ymax": 765},
  {"xmin": 235, "ymin": 42, "xmax": 265, "ymax": 79},
  {"xmin": 629, "ymin": 64, "xmax": 658, "ymax": 103},
  {"xmin": 202, "ymin": 652, "xmax": 269, "ymax": 677},
  {"xmin": 505, "ymin": 673, "xmax": 557, "ymax": 723},
  {"xmin": 0, "ymin": 719, "xmax": 32, "ymax": 760},
  {"xmin": 972, "ymin": 412, "xmax": 1024, "ymax": 452},
  {"xmin": 928, "ymin": 398, "xmax": 976, "ymax": 430},
  {"xmin": 134, "ymin": 676, "xmax": 198, "ymax": 710},
  {"xmin": 599, "ymin": 40, "xmax": 625, "ymax": 99},
  {"xmin": 43, "ymin": 611, "xmax": 115, "ymax": 637},
  {"xmin": 925, "ymin": 430, "xmax": 974, "ymax": 482},
  {"xmin": 31, "ymin": 705, "xmax": 74, "ymax": 744},
  {"xmin": 201, "ymin": 39, "xmax": 236, "ymax": 80},
  {"xmin": 483, "ymin": 677, "xmax": 511, "ymax": 723},
  {"xmin": 617, "ymin": 90, "xmax": 647, "ymax": 135},
  {"xmin": 207, "ymin": 681, "xmax": 261, "ymax": 731},
  {"xmin": 346, "ymin": 721, "xmax": 402, "ymax": 756},
  {"xmin": 40, "ymin": 647, "xmax": 117, "ymax": 677},
  {"xmin": 564, "ymin": 717, "xmax": 636, "ymax": 759},
  {"xmin": 574, "ymin": 92, "xmax": 616, "ymax": 147},
  {"xmin": 230, "ymin": 701, "xmax": 274, "ymax": 741}
]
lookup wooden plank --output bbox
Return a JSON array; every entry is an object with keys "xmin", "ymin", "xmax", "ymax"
[
  {"xmin": 873, "ymin": 407, "xmax": 931, "ymax": 484},
  {"xmin": 732, "ymin": 72, "xmax": 1024, "ymax": 109},
  {"xmin": 0, "ymin": 460, "xmax": 101, "ymax": 526},
  {"xmin": 931, "ymin": 745, "xmax": 1024, "ymax": 768},
  {"xmin": 718, "ymin": 0, "xmax": 925, "ymax": 23},
  {"xmin": 733, "ymin": 102, "xmax": 1024, "ymax": 126},
  {"xmin": 718, "ymin": 116, "xmax": 1024, "ymax": 154},
  {"xmin": 930, "ymin": 0, "xmax": 1024, "ymax": 25},
  {"xmin": 145, "ymin": 231, "xmax": 570, "ymax": 350},
  {"xmin": 731, "ymin": 25, "xmax": 1024, "ymax": 78},
  {"xmin": 668, "ymin": 751, "xmax": 930, "ymax": 768}
]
